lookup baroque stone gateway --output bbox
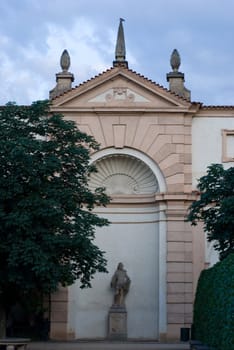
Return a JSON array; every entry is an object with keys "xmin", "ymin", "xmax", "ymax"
[{"xmin": 48, "ymin": 19, "xmax": 234, "ymax": 341}]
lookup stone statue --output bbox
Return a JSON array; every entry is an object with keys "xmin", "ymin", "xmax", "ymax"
[{"xmin": 111, "ymin": 262, "xmax": 131, "ymax": 307}]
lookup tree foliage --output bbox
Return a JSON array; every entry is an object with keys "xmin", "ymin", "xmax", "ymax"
[
  {"xmin": 187, "ymin": 163, "xmax": 234, "ymax": 260},
  {"xmin": 0, "ymin": 100, "xmax": 110, "ymax": 304}
]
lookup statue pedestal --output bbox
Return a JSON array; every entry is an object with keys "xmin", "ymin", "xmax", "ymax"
[{"xmin": 108, "ymin": 306, "xmax": 127, "ymax": 340}]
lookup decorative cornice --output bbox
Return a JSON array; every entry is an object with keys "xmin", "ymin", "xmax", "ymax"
[
  {"xmin": 51, "ymin": 66, "xmax": 198, "ymax": 110},
  {"xmin": 202, "ymin": 105, "xmax": 234, "ymax": 110},
  {"xmin": 155, "ymin": 192, "xmax": 199, "ymax": 202}
]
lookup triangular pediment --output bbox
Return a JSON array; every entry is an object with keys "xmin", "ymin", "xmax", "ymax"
[{"xmin": 51, "ymin": 68, "xmax": 193, "ymax": 110}]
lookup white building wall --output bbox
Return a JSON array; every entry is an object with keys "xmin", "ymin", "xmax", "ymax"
[
  {"xmin": 192, "ymin": 116, "xmax": 234, "ymax": 266},
  {"xmin": 192, "ymin": 117, "xmax": 234, "ymax": 188}
]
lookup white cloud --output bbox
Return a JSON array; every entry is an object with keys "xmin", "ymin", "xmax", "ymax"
[
  {"xmin": 0, "ymin": 1, "xmax": 234, "ymax": 105},
  {"xmin": 0, "ymin": 17, "xmax": 113, "ymax": 104},
  {"xmin": 0, "ymin": 15, "xmax": 140, "ymax": 105}
]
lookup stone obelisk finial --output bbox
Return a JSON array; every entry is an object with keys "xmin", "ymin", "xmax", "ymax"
[
  {"xmin": 49, "ymin": 49, "xmax": 74, "ymax": 99},
  {"xmin": 113, "ymin": 18, "xmax": 128, "ymax": 68},
  {"xmin": 166, "ymin": 49, "xmax": 191, "ymax": 100}
]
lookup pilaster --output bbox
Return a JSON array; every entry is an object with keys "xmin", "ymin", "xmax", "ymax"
[
  {"xmin": 50, "ymin": 286, "xmax": 73, "ymax": 340},
  {"xmin": 156, "ymin": 193, "xmax": 197, "ymax": 340}
]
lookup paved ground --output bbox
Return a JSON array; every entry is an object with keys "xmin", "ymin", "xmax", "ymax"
[{"xmin": 28, "ymin": 341, "xmax": 190, "ymax": 350}]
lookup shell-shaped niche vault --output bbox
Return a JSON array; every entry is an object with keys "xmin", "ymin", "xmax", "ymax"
[{"xmin": 89, "ymin": 154, "xmax": 159, "ymax": 195}]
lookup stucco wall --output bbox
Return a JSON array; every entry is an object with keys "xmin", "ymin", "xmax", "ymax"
[
  {"xmin": 68, "ymin": 206, "xmax": 160, "ymax": 339},
  {"xmin": 192, "ymin": 115, "xmax": 234, "ymax": 269},
  {"xmin": 192, "ymin": 116, "xmax": 234, "ymax": 187}
]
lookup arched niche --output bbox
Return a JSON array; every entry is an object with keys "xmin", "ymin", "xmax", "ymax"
[
  {"xmin": 89, "ymin": 154, "xmax": 159, "ymax": 195},
  {"xmin": 67, "ymin": 147, "xmax": 167, "ymax": 340},
  {"xmin": 90, "ymin": 147, "xmax": 167, "ymax": 194}
]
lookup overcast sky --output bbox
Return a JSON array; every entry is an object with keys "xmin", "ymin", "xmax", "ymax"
[{"xmin": 0, "ymin": 0, "xmax": 234, "ymax": 106}]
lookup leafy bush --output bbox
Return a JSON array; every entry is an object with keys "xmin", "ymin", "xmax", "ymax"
[{"xmin": 193, "ymin": 253, "xmax": 234, "ymax": 350}]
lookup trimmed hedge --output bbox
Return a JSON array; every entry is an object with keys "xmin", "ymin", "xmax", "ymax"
[{"xmin": 193, "ymin": 253, "xmax": 234, "ymax": 350}]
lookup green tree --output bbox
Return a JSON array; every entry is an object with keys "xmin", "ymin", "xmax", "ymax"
[
  {"xmin": 187, "ymin": 163, "xmax": 234, "ymax": 260},
  {"xmin": 0, "ymin": 100, "xmax": 109, "ymax": 315}
]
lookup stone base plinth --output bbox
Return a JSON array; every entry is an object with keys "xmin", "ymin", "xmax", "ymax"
[{"xmin": 108, "ymin": 306, "xmax": 127, "ymax": 340}]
